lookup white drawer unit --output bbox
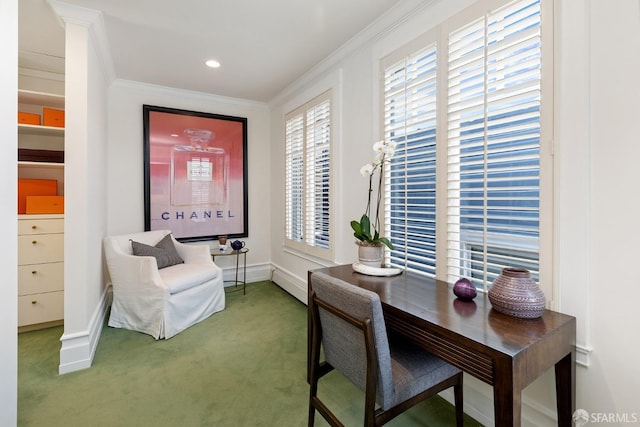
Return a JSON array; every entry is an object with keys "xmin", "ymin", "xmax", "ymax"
[
  {"xmin": 18, "ymin": 262, "xmax": 64, "ymax": 295},
  {"xmin": 18, "ymin": 214, "xmax": 64, "ymax": 330},
  {"xmin": 18, "ymin": 233, "xmax": 64, "ymax": 265},
  {"xmin": 18, "ymin": 217, "xmax": 64, "ymax": 235},
  {"xmin": 18, "ymin": 291, "xmax": 64, "ymax": 327}
]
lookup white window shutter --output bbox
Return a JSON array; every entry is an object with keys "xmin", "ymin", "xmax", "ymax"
[
  {"xmin": 447, "ymin": 0, "xmax": 542, "ymax": 289},
  {"xmin": 384, "ymin": 44, "xmax": 439, "ymax": 276},
  {"xmin": 285, "ymin": 114, "xmax": 304, "ymax": 242},
  {"xmin": 285, "ymin": 91, "xmax": 333, "ymax": 256},
  {"xmin": 383, "ymin": 0, "xmax": 547, "ymax": 290},
  {"xmin": 305, "ymin": 99, "xmax": 331, "ymax": 249}
]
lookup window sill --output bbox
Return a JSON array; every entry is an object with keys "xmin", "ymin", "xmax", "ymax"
[{"xmin": 282, "ymin": 245, "xmax": 336, "ymax": 267}]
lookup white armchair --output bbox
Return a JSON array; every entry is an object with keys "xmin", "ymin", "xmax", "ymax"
[{"xmin": 103, "ymin": 229, "xmax": 225, "ymax": 339}]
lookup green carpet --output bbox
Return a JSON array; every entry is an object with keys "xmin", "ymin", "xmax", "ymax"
[{"xmin": 18, "ymin": 281, "xmax": 483, "ymax": 426}]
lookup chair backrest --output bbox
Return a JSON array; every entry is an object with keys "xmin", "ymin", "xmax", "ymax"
[
  {"xmin": 103, "ymin": 230, "xmax": 172, "ymax": 284},
  {"xmin": 104, "ymin": 229, "xmax": 171, "ymax": 257},
  {"xmin": 310, "ymin": 272, "xmax": 394, "ymax": 408}
]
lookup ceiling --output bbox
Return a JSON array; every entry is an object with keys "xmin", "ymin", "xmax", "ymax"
[{"xmin": 19, "ymin": 0, "xmax": 404, "ymax": 102}]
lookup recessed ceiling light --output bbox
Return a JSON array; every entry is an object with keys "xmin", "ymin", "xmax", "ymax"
[{"xmin": 205, "ymin": 59, "xmax": 221, "ymax": 68}]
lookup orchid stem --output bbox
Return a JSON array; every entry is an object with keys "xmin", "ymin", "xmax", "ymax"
[{"xmin": 375, "ymin": 155, "xmax": 384, "ymax": 233}]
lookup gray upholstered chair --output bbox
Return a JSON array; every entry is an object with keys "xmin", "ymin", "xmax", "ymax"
[{"xmin": 308, "ymin": 272, "xmax": 463, "ymax": 426}]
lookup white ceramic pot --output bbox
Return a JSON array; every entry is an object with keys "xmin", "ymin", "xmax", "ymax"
[{"xmin": 357, "ymin": 243, "xmax": 383, "ymax": 267}]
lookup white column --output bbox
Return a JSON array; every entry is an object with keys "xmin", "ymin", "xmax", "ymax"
[
  {"xmin": 49, "ymin": 0, "xmax": 114, "ymax": 374},
  {"xmin": 0, "ymin": 0, "xmax": 18, "ymax": 425}
]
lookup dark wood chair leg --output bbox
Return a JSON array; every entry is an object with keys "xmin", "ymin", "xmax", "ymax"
[
  {"xmin": 308, "ymin": 404, "xmax": 316, "ymax": 427},
  {"xmin": 454, "ymin": 372, "xmax": 464, "ymax": 427},
  {"xmin": 308, "ymin": 290, "xmax": 321, "ymax": 426}
]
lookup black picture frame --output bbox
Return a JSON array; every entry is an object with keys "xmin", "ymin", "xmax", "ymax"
[{"xmin": 143, "ymin": 105, "xmax": 248, "ymax": 242}]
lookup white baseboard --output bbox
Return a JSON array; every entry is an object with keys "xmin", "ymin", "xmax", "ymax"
[
  {"xmin": 58, "ymin": 286, "xmax": 110, "ymax": 375},
  {"xmin": 221, "ymin": 261, "xmax": 272, "ymax": 285},
  {"xmin": 58, "ymin": 261, "xmax": 568, "ymax": 427},
  {"xmin": 440, "ymin": 374, "xmax": 561, "ymax": 427},
  {"xmin": 58, "ymin": 263, "xmax": 270, "ymax": 375},
  {"xmin": 270, "ymin": 263, "xmax": 307, "ymax": 303},
  {"xmin": 440, "ymin": 380, "xmax": 494, "ymax": 427}
]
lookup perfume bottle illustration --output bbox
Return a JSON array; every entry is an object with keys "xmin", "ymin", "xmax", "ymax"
[{"xmin": 171, "ymin": 128, "xmax": 228, "ymax": 208}]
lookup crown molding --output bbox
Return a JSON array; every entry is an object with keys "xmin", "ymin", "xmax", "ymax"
[
  {"xmin": 268, "ymin": 0, "xmax": 438, "ymax": 107},
  {"xmin": 47, "ymin": 0, "xmax": 116, "ymax": 84},
  {"xmin": 112, "ymin": 79, "xmax": 270, "ymax": 111}
]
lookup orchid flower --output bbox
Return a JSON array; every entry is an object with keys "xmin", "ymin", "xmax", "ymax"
[{"xmin": 350, "ymin": 139, "xmax": 395, "ymax": 250}]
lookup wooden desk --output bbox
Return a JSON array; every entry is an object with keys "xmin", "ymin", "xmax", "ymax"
[{"xmin": 308, "ymin": 265, "xmax": 576, "ymax": 427}]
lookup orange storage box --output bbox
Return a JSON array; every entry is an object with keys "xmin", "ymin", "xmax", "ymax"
[
  {"xmin": 18, "ymin": 112, "xmax": 41, "ymax": 125},
  {"xmin": 26, "ymin": 196, "xmax": 64, "ymax": 214},
  {"xmin": 43, "ymin": 107, "xmax": 65, "ymax": 128},
  {"xmin": 18, "ymin": 179, "xmax": 58, "ymax": 214}
]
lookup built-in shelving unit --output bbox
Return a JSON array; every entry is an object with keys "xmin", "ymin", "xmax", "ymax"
[
  {"xmin": 18, "ymin": 89, "xmax": 65, "ymax": 194},
  {"xmin": 17, "ymin": 89, "xmax": 65, "ymax": 331}
]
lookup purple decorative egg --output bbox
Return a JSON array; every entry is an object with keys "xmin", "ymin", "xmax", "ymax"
[{"xmin": 453, "ymin": 277, "xmax": 477, "ymax": 300}]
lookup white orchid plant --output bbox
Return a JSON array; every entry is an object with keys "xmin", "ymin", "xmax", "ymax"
[{"xmin": 350, "ymin": 139, "xmax": 396, "ymax": 250}]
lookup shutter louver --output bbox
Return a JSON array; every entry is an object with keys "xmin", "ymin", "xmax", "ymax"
[
  {"xmin": 285, "ymin": 114, "xmax": 304, "ymax": 242},
  {"xmin": 384, "ymin": 44, "xmax": 439, "ymax": 276},
  {"xmin": 306, "ymin": 100, "xmax": 331, "ymax": 249}
]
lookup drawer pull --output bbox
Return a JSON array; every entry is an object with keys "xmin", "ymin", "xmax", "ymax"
[
  {"xmin": 32, "ymin": 240, "xmax": 37, "ymax": 245},
  {"xmin": 31, "ymin": 270, "xmax": 37, "ymax": 275},
  {"xmin": 31, "ymin": 225, "xmax": 37, "ymax": 230},
  {"xmin": 31, "ymin": 300, "xmax": 37, "ymax": 305}
]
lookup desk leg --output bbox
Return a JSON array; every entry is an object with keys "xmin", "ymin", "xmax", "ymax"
[
  {"xmin": 493, "ymin": 361, "xmax": 521, "ymax": 427},
  {"xmin": 555, "ymin": 351, "xmax": 575, "ymax": 427}
]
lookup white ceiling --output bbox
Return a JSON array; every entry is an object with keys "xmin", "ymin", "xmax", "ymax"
[{"xmin": 19, "ymin": 0, "xmax": 404, "ymax": 102}]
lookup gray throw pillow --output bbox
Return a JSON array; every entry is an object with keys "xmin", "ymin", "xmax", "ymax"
[{"xmin": 130, "ymin": 234, "xmax": 184, "ymax": 269}]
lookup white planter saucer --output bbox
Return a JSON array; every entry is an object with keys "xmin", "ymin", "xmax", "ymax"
[{"xmin": 352, "ymin": 262, "xmax": 403, "ymax": 277}]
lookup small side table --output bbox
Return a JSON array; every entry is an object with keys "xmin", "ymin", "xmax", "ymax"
[{"xmin": 211, "ymin": 247, "xmax": 249, "ymax": 295}]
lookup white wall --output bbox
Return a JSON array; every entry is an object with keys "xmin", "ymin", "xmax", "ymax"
[
  {"xmin": 570, "ymin": 0, "xmax": 640, "ymax": 417},
  {"xmin": 0, "ymin": 0, "xmax": 18, "ymax": 424},
  {"xmin": 269, "ymin": 0, "xmax": 473, "ymax": 307},
  {"xmin": 107, "ymin": 81, "xmax": 272, "ymax": 282},
  {"xmin": 270, "ymin": 0, "xmax": 640, "ymax": 425}
]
